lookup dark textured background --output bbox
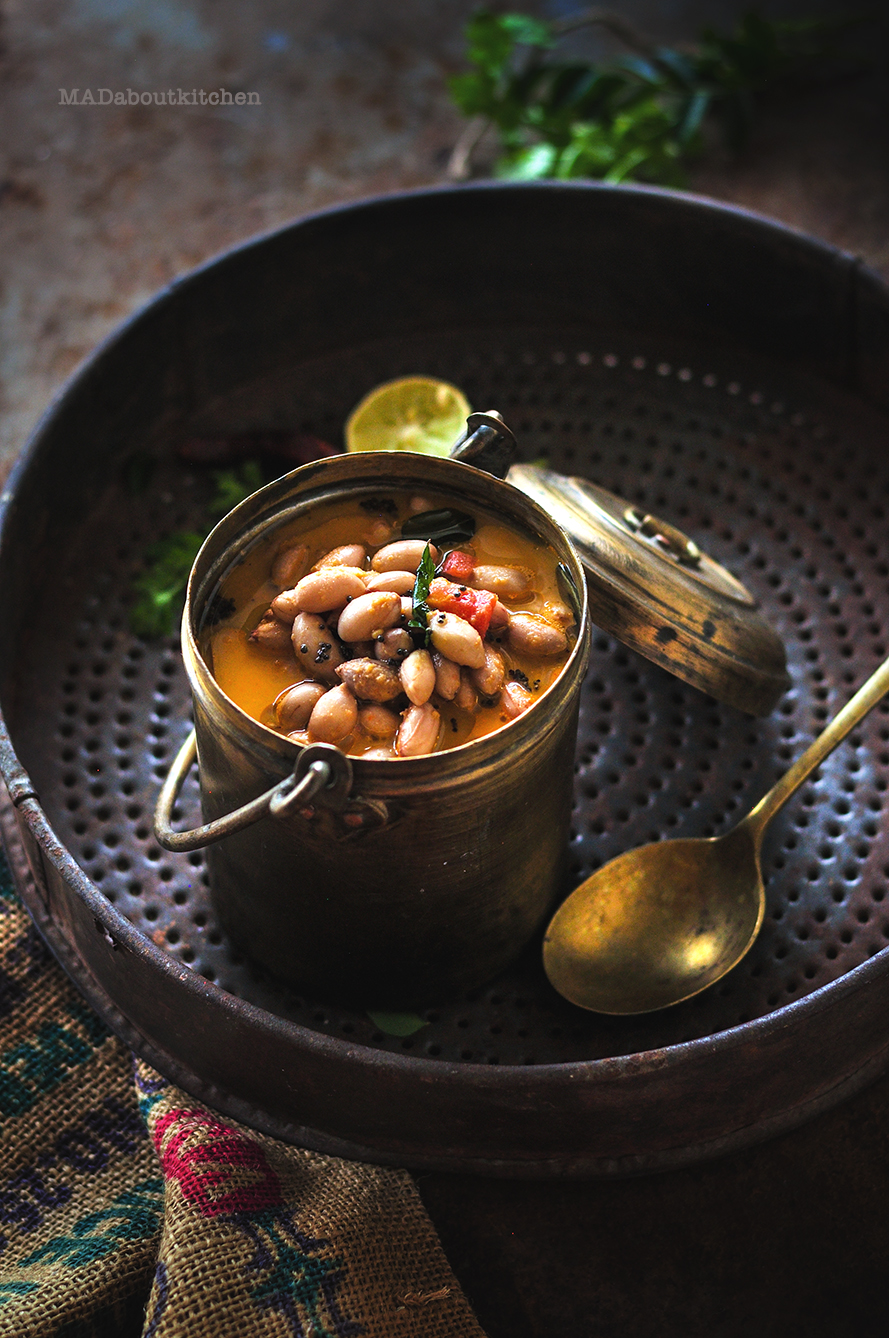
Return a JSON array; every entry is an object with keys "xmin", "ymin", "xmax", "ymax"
[{"xmin": 3, "ymin": 3, "xmax": 889, "ymax": 1334}]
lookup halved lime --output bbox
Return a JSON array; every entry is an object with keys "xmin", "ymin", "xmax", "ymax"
[{"xmin": 345, "ymin": 376, "xmax": 471, "ymax": 457}]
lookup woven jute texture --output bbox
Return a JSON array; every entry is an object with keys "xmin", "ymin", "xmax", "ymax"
[
  {"xmin": 0, "ymin": 819, "xmax": 488, "ymax": 1338},
  {"xmin": 0, "ymin": 851, "xmax": 161, "ymax": 1338},
  {"xmin": 138, "ymin": 1063, "xmax": 487, "ymax": 1337}
]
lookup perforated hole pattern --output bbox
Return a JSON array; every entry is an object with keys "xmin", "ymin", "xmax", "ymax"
[{"xmin": 14, "ymin": 327, "xmax": 889, "ymax": 1067}]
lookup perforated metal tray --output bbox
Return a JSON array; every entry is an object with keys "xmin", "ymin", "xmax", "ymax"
[{"xmin": 4, "ymin": 183, "xmax": 889, "ymax": 1174}]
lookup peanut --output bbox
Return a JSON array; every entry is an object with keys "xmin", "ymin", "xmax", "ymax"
[
  {"xmin": 427, "ymin": 610, "xmax": 485, "ymax": 668},
  {"xmin": 271, "ymin": 543, "xmax": 310, "ymax": 588},
  {"xmin": 364, "ymin": 569, "xmax": 416, "ymax": 595},
  {"xmin": 455, "ymin": 668, "xmax": 479, "ymax": 713},
  {"xmin": 312, "ymin": 543, "xmax": 366, "ymax": 570},
  {"xmin": 400, "ymin": 649, "xmax": 436, "ymax": 705},
  {"xmin": 249, "ymin": 612, "xmax": 293, "ymax": 651},
  {"xmin": 274, "ymin": 681, "xmax": 326, "ymax": 732},
  {"xmin": 372, "ymin": 540, "xmax": 440, "ymax": 573},
  {"xmin": 308, "ymin": 684, "xmax": 358, "ymax": 744},
  {"xmin": 336, "ymin": 657, "xmax": 401, "ymax": 702},
  {"xmin": 508, "ymin": 612, "xmax": 568, "ymax": 657},
  {"xmin": 291, "ymin": 612, "xmax": 345, "ymax": 682},
  {"xmin": 275, "ymin": 567, "xmax": 366, "ymax": 617},
  {"xmin": 473, "ymin": 645, "xmax": 506, "ymax": 698},
  {"xmin": 432, "ymin": 651, "xmax": 460, "ymax": 700},
  {"xmin": 363, "ymin": 519, "xmax": 394, "ymax": 547},
  {"xmin": 500, "ymin": 680, "xmax": 534, "ymax": 720},
  {"xmin": 375, "ymin": 626, "xmax": 413, "ymax": 663},
  {"xmin": 541, "ymin": 598, "xmax": 574, "ymax": 628},
  {"xmin": 363, "ymin": 744, "xmax": 397, "ymax": 760},
  {"xmin": 358, "ymin": 703, "xmax": 400, "ymax": 738},
  {"xmin": 395, "ymin": 702, "xmax": 441, "ymax": 757},
  {"xmin": 471, "ymin": 563, "xmax": 534, "ymax": 599},
  {"xmin": 488, "ymin": 600, "xmax": 511, "ymax": 631},
  {"xmin": 337, "ymin": 591, "xmax": 402, "ymax": 643}
]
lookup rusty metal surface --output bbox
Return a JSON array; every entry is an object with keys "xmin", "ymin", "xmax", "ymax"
[{"xmin": 3, "ymin": 185, "xmax": 889, "ymax": 1173}]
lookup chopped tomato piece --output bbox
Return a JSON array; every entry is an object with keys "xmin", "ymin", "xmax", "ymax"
[
  {"xmin": 427, "ymin": 576, "xmax": 496, "ymax": 637},
  {"xmin": 441, "ymin": 549, "xmax": 475, "ymax": 582}
]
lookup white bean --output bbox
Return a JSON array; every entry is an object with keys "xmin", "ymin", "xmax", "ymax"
[
  {"xmin": 400, "ymin": 649, "xmax": 436, "ymax": 705},
  {"xmin": 364, "ymin": 569, "xmax": 416, "ymax": 595},
  {"xmin": 471, "ymin": 563, "xmax": 534, "ymax": 599},
  {"xmin": 275, "ymin": 567, "xmax": 366, "ymax": 617},
  {"xmin": 363, "ymin": 745, "xmax": 397, "ymax": 761},
  {"xmin": 336, "ymin": 657, "xmax": 401, "ymax": 702},
  {"xmin": 308, "ymin": 684, "xmax": 358, "ymax": 744},
  {"xmin": 395, "ymin": 702, "xmax": 441, "ymax": 757},
  {"xmin": 291, "ymin": 612, "xmax": 345, "ymax": 682},
  {"xmin": 432, "ymin": 651, "xmax": 460, "ymax": 700},
  {"xmin": 274, "ymin": 681, "xmax": 326, "ymax": 732},
  {"xmin": 427, "ymin": 610, "xmax": 485, "ymax": 668},
  {"xmin": 337, "ymin": 591, "xmax": 402, "ymax": 643},
  {"xmin": 372, "ymin": 540, "xmax": 440, "ymax": 573},
  {"xmin": 271, "ymin": 543, "xmax": 310, "ymax": 588},
  {"xmin": 312, "ymin": 543, "xmax": 366, "ymax": 570},
  {"xmin": 508, "ymin": 612, "xmax": 568, "ymax": 657}
]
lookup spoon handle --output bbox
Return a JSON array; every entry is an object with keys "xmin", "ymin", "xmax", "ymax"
[{"xmin": 745, "ymin": 654, "xmax": 889, "ymax": 840}]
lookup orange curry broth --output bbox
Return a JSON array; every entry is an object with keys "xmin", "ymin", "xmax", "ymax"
[{"xmin": 201, "ymin": 490, "xmax": 575, "ymax": 755}]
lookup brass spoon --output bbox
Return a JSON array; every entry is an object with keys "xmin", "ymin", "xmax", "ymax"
[{"xmin": 543, "ymin": 656, "xmax": 889, "ymax": 1015}]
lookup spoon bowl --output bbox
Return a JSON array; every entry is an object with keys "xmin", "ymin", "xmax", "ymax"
[
  {"xmin": 544, "ymin": 824, "xmax": 763, "ymax": 1015},
  {"xmin": 544, "ymin": 653, "xmax": 889, "ymax": 1014}
]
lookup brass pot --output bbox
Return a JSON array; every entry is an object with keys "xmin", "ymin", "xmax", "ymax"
[{"xmin": 155, "ymin": 452, "xmax": 590, "ymax": 1007}]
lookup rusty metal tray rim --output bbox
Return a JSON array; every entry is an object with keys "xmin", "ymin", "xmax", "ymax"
[
  {"xmin": 4, "ymin": 773, "xmax": 887, "ymax": 1088},
  {"xmin": 6, "ymin": 789, "xmax": 889, "ymax": 1178}
]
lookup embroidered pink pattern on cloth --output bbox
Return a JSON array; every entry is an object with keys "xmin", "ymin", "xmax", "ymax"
[
  {"xmin": 153, "ymin": 1109, "xmax": 283, "ymax": 1217},
  {"xmin": 151, "ymin": 1102, "xmax": 362, "ymax": 1337}
]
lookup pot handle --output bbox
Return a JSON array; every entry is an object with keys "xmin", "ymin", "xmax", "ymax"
[{"xmin": 153, "ymin": 731, "xmax": 352, "ymax": 853}]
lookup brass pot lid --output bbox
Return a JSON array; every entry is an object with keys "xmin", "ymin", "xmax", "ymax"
[{"xmin": 507, "ymin": 464, "xmax": 789, "ymax": 717}]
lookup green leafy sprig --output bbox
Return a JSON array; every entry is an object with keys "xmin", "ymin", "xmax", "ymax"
[
  {"xmin": 408, "ymin": 542, "xmax": 437, "ymax": 647},
  {"xmin": 130, "ymin": 461, "xmax": 264, "ymax": 640},
  {"xmin": 448, "ymin": 7, "xmax": 865, "ymax": 185}
]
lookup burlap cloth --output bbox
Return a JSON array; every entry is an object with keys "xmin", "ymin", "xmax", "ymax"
[{"xmin": 0, "ymin": 839, "xmax": 489, "ymax": 1338}]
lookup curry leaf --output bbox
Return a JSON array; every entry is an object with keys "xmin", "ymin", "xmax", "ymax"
[
  {"xmin": 130, "ymin": 530, "xmax": 206, "ymax": 639},
  {"xmin": 450, "ymin": 7, "xmax": 868, "ymax": 185},
  {"xmin": 401, "ymin": 508, "xmax": 476, "ymax": 545},
  {"xmin": 209, "ymin": 460, "xmax": 264, "ymax": 518},
  {"xmin": 408, "ymin": 542, "xmax": 436, "ymax": 645},
  {"xmin": 129, "ymin": 462, "xmax": 266, "ymax": 639}
]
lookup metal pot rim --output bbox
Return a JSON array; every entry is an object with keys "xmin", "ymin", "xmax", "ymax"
[{"xmin": 182, "ymin": 449, "xmax": 591, "ymax": 773}]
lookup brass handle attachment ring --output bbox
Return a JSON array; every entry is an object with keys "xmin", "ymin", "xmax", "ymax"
[{"xmin": 153, "ymin": 732, "xmax": 351, "ymax": 853}]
